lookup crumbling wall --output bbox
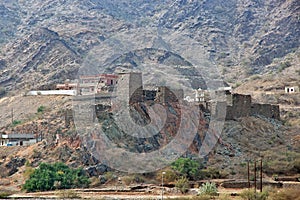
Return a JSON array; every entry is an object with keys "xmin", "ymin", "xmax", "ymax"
[
  {"xmin": 156, "ymin": 86, "xmax": 183, "ymax": 103},
  {"xmin": 214, "ymin": 101, "xmax": 227, "ymax": 120},
  {"xmin": 143, "ymin": 90, "xmax": 157, "ymax": 101},
  {"xmin": 65, "ymin": 109, "xmax": 73, "ymax": 128},
  {"xmin": 251, "ymin": 103, "xmax": 280, "ymax": 120},
  {"xmin": 226, "ymin": 94, "xmax": 251, "ymax": 120},
  {"xmin": 225, "ymin": 93, "xmax": 280, "ymax": 120}
]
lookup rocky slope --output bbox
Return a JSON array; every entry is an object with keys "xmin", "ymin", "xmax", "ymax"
[{"xmin": 0, "ymin": 0, "xmax": 299, "ymax": 91}]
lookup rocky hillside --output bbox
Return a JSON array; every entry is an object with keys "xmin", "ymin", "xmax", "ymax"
[{"xmin": 0, "ymin": 0, "xmax": 299, "ymax": 91}]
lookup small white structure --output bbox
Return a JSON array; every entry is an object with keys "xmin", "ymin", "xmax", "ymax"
[
  {"xmin": 285, "ymin": 86, "xmax": 299, "ymax": 93},
  {"xmin": 195, "ymin": 88, "xmax": 205, "ymax": 102},
  {"xmin": 0, "ymin": 133, "xmax": 37, "ymax": 146},
  {"xmin": 26, "ymin": 90, "xmax": 77, "ymax": 96}
]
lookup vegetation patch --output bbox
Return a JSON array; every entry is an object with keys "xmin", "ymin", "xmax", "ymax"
[
  {"xmin": 198, "ymin": 182, "xmax": 218, "ymax": 196},
  {"xmin": 22, "ymin": 162, "xmax": 90, "ymax": 192}
]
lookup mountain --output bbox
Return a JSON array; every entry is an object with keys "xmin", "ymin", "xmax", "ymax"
[{"xmin": 0, "ymin": 0, "xmax": 299, "ymax": 91}]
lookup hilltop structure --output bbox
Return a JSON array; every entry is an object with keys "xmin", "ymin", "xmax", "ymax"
[{"xmin": 68, "ymin": 72, "xmax": 280, "ymax": 127}]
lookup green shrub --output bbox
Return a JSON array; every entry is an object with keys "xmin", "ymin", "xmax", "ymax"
[
  {"xmin": 198, "ymin": 182, "xmax": 218, "ymax": 196},
  {"xmin": 12, "ymin": 120, "xmax": 22, "ymax": 126},
  {"xmin": 171, "ymin": 158, "xmax": 201, "ymax": 180},
  {"xmin": 175, "ymin": 176, "xmax": 190, "ymax": 194},
  {"xmin": 22, "ymin": 162, "xmax": 90, "ymax": 192},
  {"xmin": 37, "ymin": 105, "xmax": 46, "ymax": 113}
]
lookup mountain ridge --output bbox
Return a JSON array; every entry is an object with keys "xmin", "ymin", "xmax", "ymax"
[{"xmin": 0, "ymin": 0, "xmax": 299, "ymax": 91}]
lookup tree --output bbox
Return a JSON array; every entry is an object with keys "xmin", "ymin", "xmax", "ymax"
[
  {"xmin": 23, "ymin": 162, "xmax": 90, "ymax": 192},
  {"xmin": 171, "ymin": 158, "xmax": 201, "ymax": 180}
]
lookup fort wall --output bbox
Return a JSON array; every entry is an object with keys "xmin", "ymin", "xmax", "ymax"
[
  {"xmin": 225, "ymin": 93, "xmax": 280, "ymax": 120},
  {"xmin": 156, "ymin": 86, "xmax": 184, "ymax": 103},
  {"xmin": 251, "ymin": 103, "xmax": 280, "ymax": 120}
]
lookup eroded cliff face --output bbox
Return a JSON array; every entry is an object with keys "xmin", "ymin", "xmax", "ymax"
[{"xmin": 0, "ymin": 0, "xmax": 299, "ymax": 91}]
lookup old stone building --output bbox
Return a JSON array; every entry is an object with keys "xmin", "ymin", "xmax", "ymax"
[
  {"xmin": 225, "ymin": 93, "xmax": 280, "ymax": 120},
  {"xmin": 155, "ymin": 86, "xmax": 184, "ymax": 103}
]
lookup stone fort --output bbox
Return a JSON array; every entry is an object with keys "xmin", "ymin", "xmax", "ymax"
[{"xmin": 66, "ymin": 73, "xmax": 280, "ymax": 127}]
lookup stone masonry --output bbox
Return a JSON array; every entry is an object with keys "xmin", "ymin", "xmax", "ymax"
[
  {"xmin": 117, "ymin": 72, "xmax": 143, "ymax": 104},
  {"xmin": 155, "ymin": 86, "xmax": 184, "ymax": 103},
  {"xmin": 225, "ymin": 93, "xmax": 280, "ymax": 120}
]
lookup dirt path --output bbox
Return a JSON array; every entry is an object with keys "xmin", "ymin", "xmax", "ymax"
[{"xmin": 10, "ymin": 191, "xmax": 195, "ymax": 199}]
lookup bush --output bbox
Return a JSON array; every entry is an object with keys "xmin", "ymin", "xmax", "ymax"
[
  {"xmin": 198, "ymin": 182, "xmax": 218, "ymax": 196},
  {"xmin": 293, "ymin": 158, "xmax": 300, "ymax": 173},
  {"xmin": 200, "ymin": 167, "xmax": 223, "ymax": 179},
  {"xmin": 37, "ymin": 105, "xmax": 46, "ymax": 113},
  {"xmin": 23, "ymin": 166, "xmax": 35, "ymax": 180},
  {"xmin": 120, "ymin": 174, "xmax": 145, "ymax": 186},
  {"xmin": 278, "ymin": 61, "xmax": 291, "ymax": 72},
  {"xmin": 175, "ymin": 176, "xmax": 190, "ymax": 194},
  {"xmin": 268, "ymin": 188, "xmax": 300, "ymax": 200},
  {"xmin": 12, "ymin": 120, "xmax": 22, "ymax": 126},
  {"xmin": 57, "ymin": 190, "xmax": 80, "ymax": 199},
  {"xmin": 171, "ymin": 158, "xmax": 201, "ymax": 180},
  {"xmin": 156, "ymin": 169, "xmax": 178, "ymax": 183},
  {"xmin": 0, "ymin": 191, "xmax": 13, "ymax": 199},
  {"xmin": 122, "ymin": 176, "xmax": 135, "ymax": 186},
  {"xmin": 218, "ymin": 194, "xmax": 231, "ymax": 200},
  {"xmin": 104, "ymin": 171, "xmax": 115, "ymax": 181},
  {"xmin": 22, "ymin": 162, "xmax": 90, "ymax": 192},
  {"xmin": 239, "ymin": 189, "xmax": 268, "ymax": 200}
]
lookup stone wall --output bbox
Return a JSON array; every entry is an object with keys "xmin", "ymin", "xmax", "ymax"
[
  {"xmin": 226, "ymin": 94, "xmax": 251, "ymax": 120},
  {"xmin": 155, "ymin": 86, "xmax": 184, "ymax": 103},
  {"xmin": 251, "ymin": 103, "xmax": 280, "ymax": 120},
  {"xmin": 225, "ymin": 93, "xmax": 280, "ymax": 120},
  {"xmin": 214, "ymin": 101, "xmax": 227, "ymax": 120},
  {"xmin": 117, "ymin": 72, "xmax": 143, "ymax": 104}
]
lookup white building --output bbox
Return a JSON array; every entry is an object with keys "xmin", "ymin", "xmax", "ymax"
[
  {"xmin": 285, "ymin": 86, "xmax": 299, "ymax": 93},
  {"xmin": 0, "ymin": 133, "xmax": 37, "ymax": 146}
]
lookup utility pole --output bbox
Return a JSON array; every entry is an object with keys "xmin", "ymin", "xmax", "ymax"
[
  {"xmin": 247, "ymin": 160, "xmax": 250, "ymax": 189},
  {"xmin": 254, "ymin": 160, "xmax": 257, "ymax": 193},
  {"xmin": 11, "ymin": 108, "xmax": 14, "ymax": 124},
  {"xmin": 162, "ymin": 171, "xmax": 165, "ymax": 200},
  {"xmin": 260, "ymin": 159, "xmax": 263, "ymax": 193}
]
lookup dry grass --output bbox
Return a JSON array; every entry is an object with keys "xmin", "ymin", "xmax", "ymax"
[{"xmin": 268, "ymin": 188, "xmax": 300, "ymax": 200}]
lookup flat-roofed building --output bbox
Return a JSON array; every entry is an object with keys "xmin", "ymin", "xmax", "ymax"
[{"xmin": 0, "ymin": 133, "xmax": 37, "ymax": 146}]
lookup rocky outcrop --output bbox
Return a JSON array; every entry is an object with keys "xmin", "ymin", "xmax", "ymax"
[{"xmin": 5, "ymin": 157, "xmax": 26, "ymax": 176}]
